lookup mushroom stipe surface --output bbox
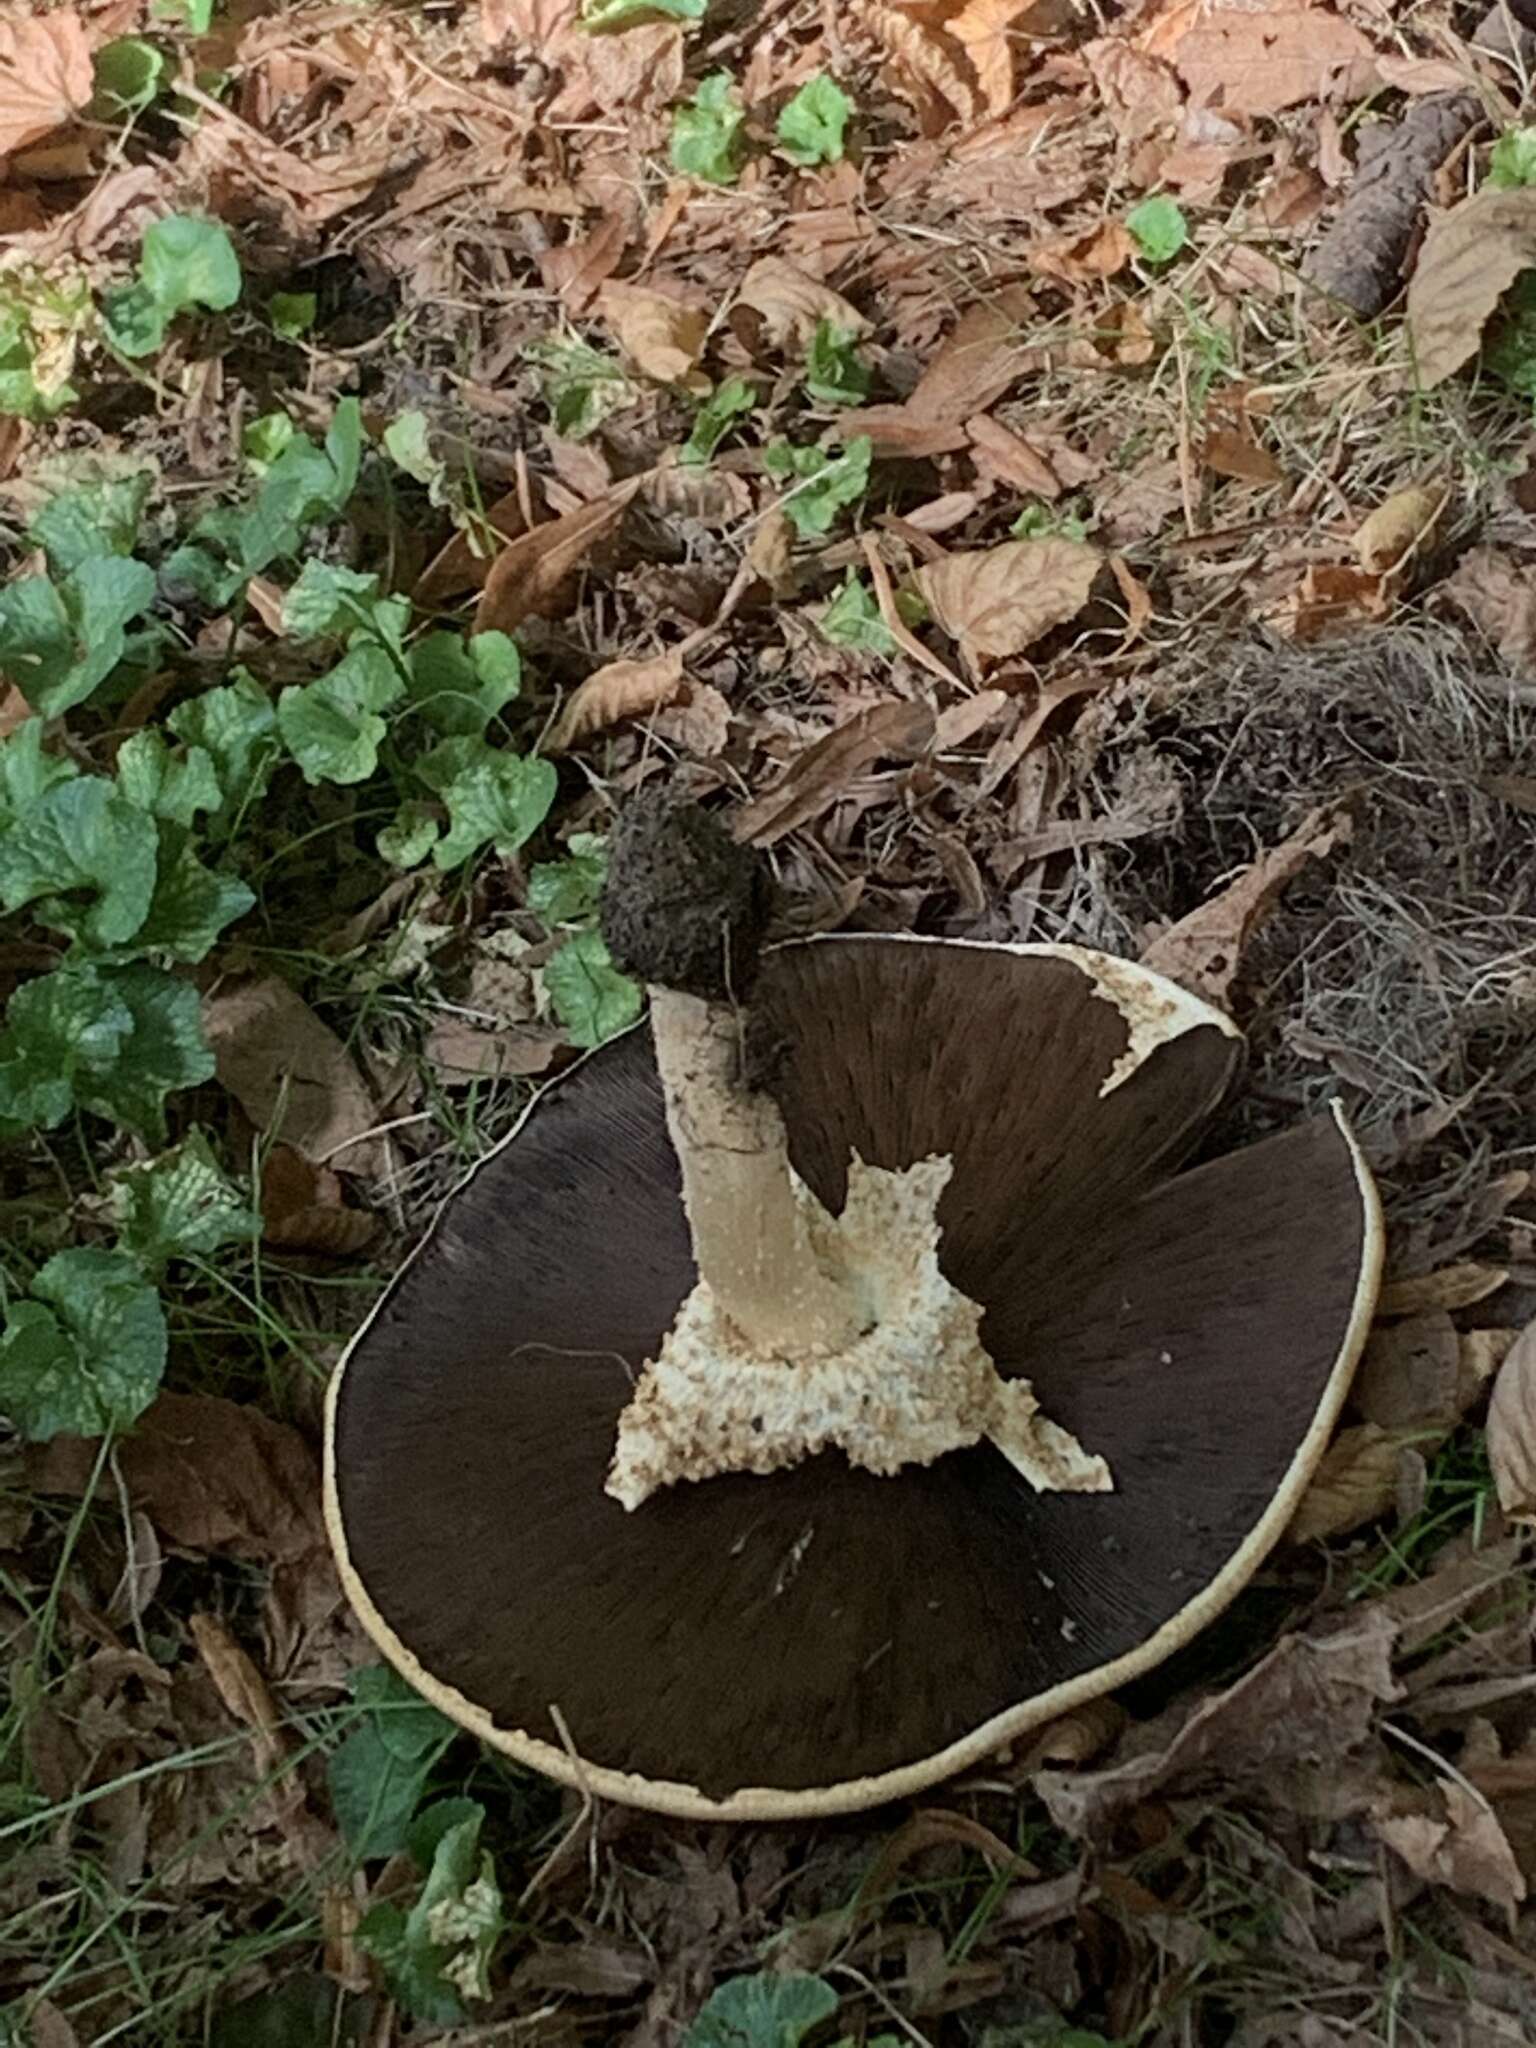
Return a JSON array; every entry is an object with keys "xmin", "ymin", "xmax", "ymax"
[{"xmin": 325, "ymin": 937, "xmax": 1383, "ymax": 1821}]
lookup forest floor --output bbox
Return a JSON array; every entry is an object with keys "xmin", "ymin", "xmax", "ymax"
[{"xmin": 5, "ymin": 0, "xmax": 1536, "ymax": 2042}]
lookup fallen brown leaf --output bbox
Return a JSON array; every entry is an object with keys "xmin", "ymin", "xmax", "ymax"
[
  {"xmin": 203, "ymin": 976, "xmax": 384, "ymax": 1174},
  {"xmin": 191, "ymin": 1613, "xmax": 331, "ymax": 1871},
  {"xmin": 1037, "ymin": 1607, "xmax": 1401, "ymax": 1838},
  {"xmin": 1279, "ymin": 562, "xmax": 1391, "ymax": 642},
  {"xmin": 907, "ymin": 284, "xmax": 1039, "ymax": 422},
  {"xmin": 1202, "ymin": 427, "xmax": 1285, "ymax": 484},
  {"xmin": 653, "ymin": 679, "xmax": 731, "ymax": 756},
  {"xmin": 1288, "ymin": 1423, "xmax": 1431, "ymax": 1543},
  {"xmin": 1439, "ymin": 545, "xmax": 1536, "ymax": 667},
  {"xmin": 1377, "ymin": 1781, "xmax": 1526, "ymax": 1914},
  {"xmin": 1354, "ymin": 486, "xmax": 1444, "ymax": 574},
  {"xmin": 259, "ymin": 1144, "xmax": 379, "ymax": 1257},
  {"xmin": 1029, "ymin": 221, "xmax": 1135, "ymax": 282},
  {"xmin": 1380, "ymin": 1264, "xmax": 1509, "ymax": 1315},
  {"xmin": 1487, "ymin": 1322, "xmax": 1536, "ymax": 1524},
  {"xmin": 915, "ymin": 537, "xmax": 1101, "ymax": 668},
  {"xmin": 426, "ymin": 1017, "xmax": 565, "ymax": 1079},
  {"xmin": 966, "ymin": 413, "xmax": 1062, "ymax": 496},
  {"xmin": 1161, "ymin": 1, "xmax": 1378, "ymax": 118},
  {"xmin": 734, "ymin": 700, "xmax": 934, "ymax": 846},
  {"xmin": 1459, "ymin": 1328, "xmax": 1517, "ymax": 1411},
  {"xmin": 945, "ymin": 0, "xmax": 1059, "ymax": 116},
  {"xmin": 0, "ymin": 8, "xmax": 94, "ymax": 160},
  {"xmin": 548, "ymin": 649, "xmax": 687, "ymax": 752},
  {"xmin": 24, "ymin": 1391, "xmax": 325, "ymax": 1565},
  {"xmin": 413, "ymin": 488, "xmax": 527, "ymax": 604},
  {"xmin": 597, "ymin": 280, "xmax": 708, "ymax": 388},
  {"xmin": 1407, "ymin": 185, "xmax": 1536, "ymax": 390},
  {"xmin": 474, "ymin": 477, "xmax": 641, "ymax": 637},
  {"xmin": 861, "ymin": 0, "xmax": 982, "ymax": 126},
  {"xmin": 1353, "ymin": 1314, "xmax": 1461, "ymax": 1431},
  {"xmin": 539, "ymin": 211, "xmax": 629, "ymax": 314},
  {"xmin": 1140, "ymin": 804, "xmax": 1350, "ymax": 1005},
  {"xmin": 0, "ymin": 678, "xmax": 30, "ymax": 737},
  {"xmin": 735, "ymin": 256, "xmax": 869, "ymax": 348}
]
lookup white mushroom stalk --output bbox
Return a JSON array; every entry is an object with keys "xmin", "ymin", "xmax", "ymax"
[{"xmin": 605, "ymin": 981, "xmax": 1112, "ymax": 1513}]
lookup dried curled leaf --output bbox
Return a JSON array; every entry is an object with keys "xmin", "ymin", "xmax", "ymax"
[
  {"xmin": 1407, "ymin": 185, "xmax": 1536, "ymax": 390},
  {"xmin": 947, "ymin": 0, "xmax": 1047, "ymax": 118},
  {"xmin": 1487, "ymin": 1321, "xmax": 1536, "ymax": 1523},
  {"xmin": 1288, "ymin": 1423, "xmax": 1429, "ymax": 1543},
  {"xmin": 474, "ymin": 477, "xmax": 641, "ymax": 636},
  {"xmin": 202, "ymin": 977, "xmax": 384, "ymax": 1176},
  {"xmin": 735, "ymin": 257, "xmax": 868, "ymax": 348},
  {"xmin": 914, "ymin": 536, "xmax": 1100, "ymax": 665},
  {"xmin": 0, "ymin": 8, "xmax": 95, "ymax": 160},
  {"xmin": 547, "ymin": 650, "xmax": 687, "ymax": 751},
  {"xmin": 597, "ymin": 281, "xmax": 709, "ymax": 388},
  {"xmin": 860, "ymin": 0, "xmax": 982, "ymax": 125},
  {"xmin": 1353, "ymin": 486, "xmax": 1444, "ymax": 574},
  {"xmin": 1161, "ymin": 1, "xmax": 1378, "ymax": 118},
  {"xmin": 1139, "ymin": 804, "xmax": 1349, "ymax": 1005},
  {"xmin": 1029, "ymin": 221, "xmax": 1135, "ymax": 283}
]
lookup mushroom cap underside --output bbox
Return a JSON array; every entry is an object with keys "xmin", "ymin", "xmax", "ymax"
[{"xmin": 325, "ymin": 937, "xmax": 1382, "ymax": 1820}]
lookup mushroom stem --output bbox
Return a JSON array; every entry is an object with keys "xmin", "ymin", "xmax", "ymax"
[{"xmin": 649, "ymin": 987, "xmax": 868, "ymax": 1357}]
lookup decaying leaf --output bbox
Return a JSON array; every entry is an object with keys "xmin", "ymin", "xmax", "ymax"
[
  {"xmin": 734, "ymin": 700, "xmax": 934, "ymax": 846},
  {"xmin": 24, "ymin": 1390, "xmax": 325, "ymax": 1564},
  {"xmin": 547, "ymin": 649, "xmax": 687, "ymax": 751},
  {"xmin": 946, "ymin": 0, "xmax": 1050, "ymax": 118},
  {"xmin": 966, "ymin": 413, "xmax": 1062, "ymax": 496},
  {"xmin": 597, "ymin": 280, "xmax": 709, "ymax": 388},
  {"xmin": 906, "ymin": 284, "xmax": 1039, "ymax": 422},
  {"xmin": 260, "ymin": 1143, "xmax": 379, "ymax": 1256},
  {"xmin": 860, "ymin": 0, "xmax": 982, "ymax": 126},
  {"xmin": 1352, "ymin": 1313, "xmax": 1461, "ymax": 1431},
  {"xmin": 915, "ymin": 537, "xmax": 1100, "ymax": 666},
  {"xmin": 1354, "ymin": 486, "xmax": 1444, "ymax": 574},
  {"xmin": 474, "ymin": 477, "xmax": 641, "ymax": 636},
  {"xmin": 1288, "ymin": 1423, "xmax": 1430, "ymax": 1543},
  {"xmin": 1439, "ymin": 545, "xmax": 1536, "ymax": 667},
  {"xmin": 1037, "ymin": 1607, "xmax": 1401, "ymax": 1839},
  {"xmin": 1159, "ymin": 1, "xmax": 1378, "ymax": 118},
  {"xmin": 1487, "ymin": 1322, "xmax": 1536, "ymax": 1523},
  {"xmin": 1029, "ymin": 221, "xmax": 1134, "ymax": 282},
  {"xmin": 1202, "ymin": 427, "xmax": 1284, "ymax": 483},
  {"xmin": 1377, "ymin": 1782, "xmax": 1527, "ymax": 1913},
  {"xmin": 1407, "ymin": 185, "xmax": 1536, "ymax": 390},
  {"xmin": 203, "ymin": 976, "xmax": 384, "ymax": 1175},
  {"xmin": 0, "ymin": 8, "xmax": 95, "ymax": 160},
  {"xmin": 413, "ymin": 488, "xmax": 526, "ymax": 604},
  {"xmin": 1277, "ymin": 562, "xmax": 1391, "ymax": 642},
  {"xmin": 735, "ymin": 256, "xmax": 869, "ymax": 348},
  {"xmin": 191, "ymin": 1612, "xmax": 330, "ymax": 1869},
  {"xmin": 1380, "ymin": 1263, "xmax": 1509, "ymax": 1315},
  {"xmin": 426, "ymin": 1017, "xmax": 565, "ymax": 1081},
  {"xmin": 1140, "ymin": 804, "xmax": 1350, "ymax": 1005}
]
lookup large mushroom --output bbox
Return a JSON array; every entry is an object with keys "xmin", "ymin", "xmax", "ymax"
[{"xmin": 324, "ymin": 797, "xmax": 1383, "ymax": 1821}]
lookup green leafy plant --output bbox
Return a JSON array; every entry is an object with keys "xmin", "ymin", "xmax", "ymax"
[
  {"xmin": 101, "ymin": 214, "xmax": 243, "ymax": 359},
  {"xmin": 819, "ymin": 571, "xmax": 895, "ymax": 653},
  {"xmin": 762, "ymin": 434, "xmax": 872, "ymax": 537},
  {"xmin": 152, "ymin": 0, "xmax": 216, "ymax": 29},
  {"xmin": 671, "ymin": 72, "xmax": 747, "ymax": 186},
  {"xmin": 93, "ymin": 36, "xmax": 168, "ymax": 114},
  {"xmin": 358, "ymin": 1801, "xmax": 505, "ymax": 2023},
  {"xmin": 582, "ymin": 0, "xmax": 705, "ymax": 22},
  {"xmin": 1011, "ymin": 498, "xmax": 1091, "ymax": 543},
  {"xmin": 776, "ymin": 74, "xmax": 851, "ymax": 167},
  {"xmin": 682, "ymin": 375, "xmax": 757, "ymax": 465},
  {"xmin": 804, "ymin": 319, "xmax": 869, "ymax": 406},
  {"xmin": 0, "ymin": 272, "xmax": 92, "ymax": 420},
  {"xmin": 1483, "ymin": 273, "xmax": 1536, "ymax": 394},
  {"xmin": 526, "ymin": 333, "xmax": 634, "ymax": 440},
  {"xmin": 1125, "ymin": 194, "xmax": 1188, "ymax": 267},
  {"xmin": 329, "ymin": 1666, "xmax": 459, "ymax": 1861},
  {"xmin": 1488, "ymin": 126, "xmax": 1536, "ymax": 188},
  {"xmin": 269, "ymin": 289, "xmax": 317, "ymax": 339}
]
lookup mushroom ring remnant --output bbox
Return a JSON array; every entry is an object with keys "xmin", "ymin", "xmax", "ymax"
[{"xmin": 325, "ymin": 937, "xmax": 1383, "ymax": 1821}]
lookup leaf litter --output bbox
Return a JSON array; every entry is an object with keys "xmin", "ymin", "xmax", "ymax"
[{"xmin": 7, "ymin": 0, "xmax": 1536, "ymax": 2037}]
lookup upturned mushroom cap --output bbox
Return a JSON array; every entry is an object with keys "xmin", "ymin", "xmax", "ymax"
[{"xmin": 324, "ymin": 937, "xmax": 1382, "ymax": 1820}]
